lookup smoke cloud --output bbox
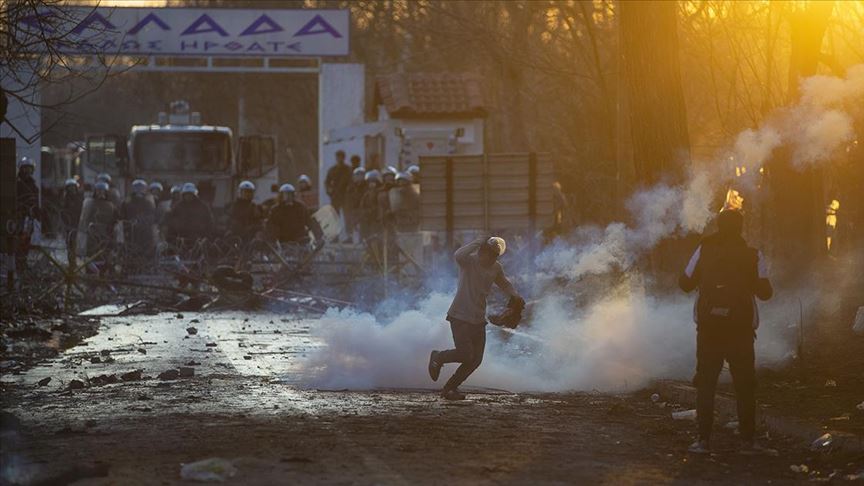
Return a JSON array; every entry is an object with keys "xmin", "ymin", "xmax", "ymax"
[
  {"xmin": 298, "ymin": 66, "xmax": 861, "ymax": 393},
  {"xmin": 732, "ymin": 64, "xmax": 864, "ymax": 170}
]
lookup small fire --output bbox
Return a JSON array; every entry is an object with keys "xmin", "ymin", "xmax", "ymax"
[
  {"xmin": 826, "ymin": 199, "xmax": 840, "ymax": 250},
  {"xmin": 722, "ymin": 188, "xmax": 744, "ymax": 212}
]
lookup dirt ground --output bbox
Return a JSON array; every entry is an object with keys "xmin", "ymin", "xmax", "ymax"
[{"xmin": 2, "ymin": 311, "xmax": 861, "ymax": 485}]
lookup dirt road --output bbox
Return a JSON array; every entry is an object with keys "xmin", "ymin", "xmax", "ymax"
[{"xmin": 0, "ymin": 312, "xmax": 856, "ymax": 484}]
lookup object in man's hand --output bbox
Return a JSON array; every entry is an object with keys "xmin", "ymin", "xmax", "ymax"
[{"xmin": 489, "ymin": 296, "xmax": 526, "ymax": 329}]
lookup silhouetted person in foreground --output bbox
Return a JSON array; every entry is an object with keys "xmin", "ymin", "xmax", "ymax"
[{"xmin": 679, "ymin": 209, "xmax": 773, "ymax": 455}]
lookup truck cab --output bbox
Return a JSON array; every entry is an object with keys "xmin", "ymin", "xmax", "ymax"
[{"xmin": 84, "ymin": 101, "xmax": 276, "ymax": 211}]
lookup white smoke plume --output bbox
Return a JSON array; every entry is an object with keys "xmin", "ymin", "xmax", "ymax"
[
  {"xmin": 298, "ymin": 66, "xmax": 861, "ymax": 393},
  {"xmin": 732, "ymin": 64, "xmax": 864, "ymax": 170},
  {"xmin": 535, "ymin": 165, "xmax": 718, "ymax": 282}
]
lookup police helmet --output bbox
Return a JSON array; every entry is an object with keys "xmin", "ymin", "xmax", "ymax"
[
  {"xmin": 365, "ymin": 170, "xmax": 382, "ymax": 183},
  {"xmin": 238, "ymin": 180, "xmax": 256, "ymax": 191},
  {"xmin": 279, "ymin": 183, "xmax": 296, "ymax": 194},
  {"xmin": 149, "ymin": 181, "xmax": 164, "ymax": 192},
  {"xmin": 297, "ymin": 174, "xmax": 311, "ymax": 185},
  {"xmin": 395, "ymin": 172, "xmax": 411, "ymax": 184},
  {"xmin": 353, "ymin": 167, "xmax": 366, "ymax": 176},
  {"xmin": 170, "ymin": 184, "xmax": 182, "ymax": 195},
  {"xmin": 94, "ymin": 181, "xmax": 109, "ymax": 192},
  {"xmin": 96, "ymin": 173, "xmax": 112, "ymax": 184},
  {"xmin": 131, "ymin": 179, "xmax": 148, "ymax": 193},
  {"xmin": 65, "ymin": 178, "xmax": 78, "ymax": 187},
  {"xmin": 18, "ymin": 156, "xmax": 35, "ymax": 169},
  {"xmin": 181, "ymin": 182, "xmax": 198, "ymax": 195},
  {"xmin": 407, "ymin": 165, "xmax": 420, "ymax": 175}
]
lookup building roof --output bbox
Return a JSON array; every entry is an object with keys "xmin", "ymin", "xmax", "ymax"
[{"xmin": 375, "ymin": 73, "xmax": 487, "ymax": 119}]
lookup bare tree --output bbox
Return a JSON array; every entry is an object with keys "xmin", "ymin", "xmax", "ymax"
[{"xmin": 1, "ymin": 1, "xmax": 123, "ymax": 142}]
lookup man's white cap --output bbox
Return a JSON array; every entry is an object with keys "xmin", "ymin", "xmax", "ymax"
[{"xmin": 487, "ymin": 237, "xmax": 506, "ymax": 256}]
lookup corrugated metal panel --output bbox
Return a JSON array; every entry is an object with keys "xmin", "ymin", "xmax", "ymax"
[{"xmin": 419, "ymin": 153, "xmax": 555, "ymax": 231}]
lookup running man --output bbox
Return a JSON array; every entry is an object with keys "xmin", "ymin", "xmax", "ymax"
[{"xmin": 428, "ymin": 237, "xmax": 524, "ymax": 400}]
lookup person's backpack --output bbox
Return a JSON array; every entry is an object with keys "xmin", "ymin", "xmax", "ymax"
[{"xmin": 696, "ymin": 240, "xmax": 756, "ymax": 327}]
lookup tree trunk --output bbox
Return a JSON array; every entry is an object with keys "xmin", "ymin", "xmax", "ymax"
[
  {"xmin": 767, "ymin": 1, "xmax": 834, "ymax": 282},
  {"xmin": 619, "ymin": 0, "xmax": 691, "ymax": 186}
]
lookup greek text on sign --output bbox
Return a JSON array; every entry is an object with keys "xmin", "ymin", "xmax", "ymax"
[{"xmin": 17, "ymin": 8, "xmax": 350, "ymax": 57}]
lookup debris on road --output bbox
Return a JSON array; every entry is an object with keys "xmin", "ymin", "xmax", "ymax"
[
  {"xmin": 179, "ymin": 367, "xmax": 195, "ymax": 378},
  {"xmin": 121, "ymin": 370, "xmax": 143, "ymax": 381},
  {"xmin": 187, "ymin": 327, "xmax": 198, "ymax": 335},
  {"xmin": 158, "ymin": 370, "xmax": 180, "ymax": 381},
  {"xmin": 671, "ymin": 409, "xmax": 697, "ymax": 420},
  {"xmin": 68, "ymin": 379, "xmax": 85, "ymax": 390},
  {"xmin": 810, "ymin": 432, "xmax": 833, "ymax": 451},
  {"xmin": 180, "ymin": 458, "xmax": 237, "ymax": 482},
  {"xmin": 37, "ymin": 377, "xmax": 51, "ymax": 387},
  {"xmin": 790, "ymin": 464, "xmax": 809, "ymax": 474}
]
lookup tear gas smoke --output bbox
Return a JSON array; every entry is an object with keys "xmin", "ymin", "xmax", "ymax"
[
  {"xmin": 299, "ymin": 67, "xmax": 862, "ymax": 393},
  {"xmin": 733, "ymin": 64, "xmax": 864, "ymax": 170}
]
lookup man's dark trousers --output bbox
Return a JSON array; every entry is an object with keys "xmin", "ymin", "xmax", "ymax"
[
  {"xmin": 696, "ymin": 323, "xmax": 756, "ymax": 442},
  {"xmin": 438, "ymin": 319, "xmax": 486, "ymax": 391}
]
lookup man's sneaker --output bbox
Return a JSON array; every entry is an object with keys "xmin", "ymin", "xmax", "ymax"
[
  {"xmin": 428, "ymin": 351, "xmax": 442, "ymax": 382},
  {"xmin": 739, "ymin": 441, "xmax": 778, "ymax": 456},
  {"xmin": 440, "ymin": 388, "xmax": 466, "ymax": 401},
  {"xmin": 688, "ymin": 439, "xmax": 711, "ymax": 455}
]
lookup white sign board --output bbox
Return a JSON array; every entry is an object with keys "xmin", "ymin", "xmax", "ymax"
[{"xmin": 16, "ymin": 8, "xmax": 349, "ymax": 57}]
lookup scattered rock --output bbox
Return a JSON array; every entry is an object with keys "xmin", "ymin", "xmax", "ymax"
[
  {"xmin": 69, "ymin": 379, "xmax": 86, "ymax": 390},
  {"xmin": 90, "ymin": 374, "xmax": 119, "ymax": 386},
  {"xmin": 137, "ymin": 348, "xmax": 147, "ymax": 354},
  {"xmin": 100, "ymin": 350, "xmax": 111, "ymax": 356},
  {"xmin": 37, "ymin": 377, "xmax": 52, "ymax": 387},
  {"xmin": 205, "ymin": 342, "xmax": 217, "ymax": 347},
  {"xmin": 190, "ymin": 319, "xmax": 200, "ymax": 324},
  {"xmin": 176, "ymin": 313, "xmax": 184, "ymax": 319},
  {"xmin": 243, "ymin": 355, "xmax": 252, "ymax": 360},
  {"xmin": 185, "ymin": 360, "xmax": 201, "ymax": 366},
  {"xmin": 178, "ymin": 367, "xmax": 195, "ymax": 378},
  {"xmin": 121, "ymin": 370, "xmax": 143, "ymax": 381},
  {"xmin": 186, "ymin": 327, "xmax": 198, "ymax": 336},
  {"xmin": 180, "ymin": 458, "xmax": 237, "ymax": 482},
  {"xmin": 90, "ymin": 356, "xmax": 102, "ymax": 364},
  {"xmin": 158, "ymin": 369, "xmax": 180, "ymax": 380}
]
